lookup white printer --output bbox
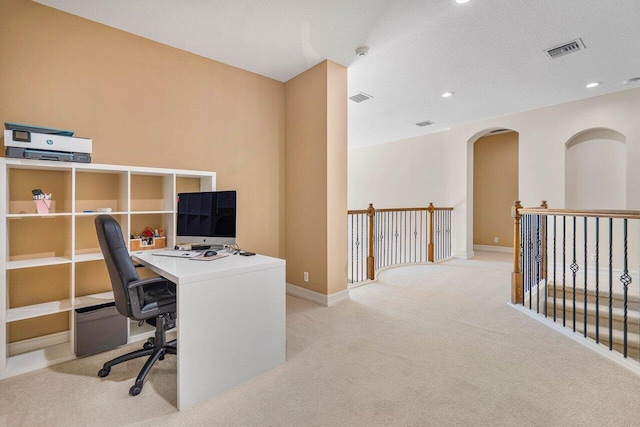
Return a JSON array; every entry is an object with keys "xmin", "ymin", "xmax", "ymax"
[{"xmin": 4, "ymin": 122, "xmax": 92, "ymax": 163}]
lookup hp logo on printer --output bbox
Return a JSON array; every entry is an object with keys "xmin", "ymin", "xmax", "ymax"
[{"xmin": 46, "ymin": 139, "xmax": 54, "ymax": 145}]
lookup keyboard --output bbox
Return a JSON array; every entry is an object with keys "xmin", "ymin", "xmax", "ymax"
[{"xmin": 152, "ymin": 249, "xmax": 202, "ymax": 258}]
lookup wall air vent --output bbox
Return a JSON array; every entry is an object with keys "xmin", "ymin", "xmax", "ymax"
[
  {"xmin": 349, "ymin": 92, "xmax": 373, "ymax": 103},
  {"xmin": 416, "ymin": 121, "xmax": 433, "ymax": 127},
  {"xmin": 545, "ymin": 38, "xmax": 585, "ymax": 59}
]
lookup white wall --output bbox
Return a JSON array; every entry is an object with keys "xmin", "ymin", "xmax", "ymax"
[
  {"xmin": 348, "ymin": 87, "xmax": 640, "ymax": 258},
  {"xmin": 348, "ymin": 130, "xmax": 450, "ymax": 210},
  {"xmin": 565, "ymin": 128, "xmax": 626, "ymax": 210}
]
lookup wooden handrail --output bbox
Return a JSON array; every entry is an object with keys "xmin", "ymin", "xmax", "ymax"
[
  {"xmin": 348, "ymin": 206, "xmax": 453, "ymax": 214},
  {"xmin": 518, "ymin": 207, "xmax": 640, "ymax": 220}
]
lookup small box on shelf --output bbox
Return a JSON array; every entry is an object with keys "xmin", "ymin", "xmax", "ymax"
[
  {"xmin": 9, "ymin": 200, "xmax": 57, "ymax": 214},
  {"xmin": 129, "ymin": 237, "xmax": 166, "ymax": 251}
]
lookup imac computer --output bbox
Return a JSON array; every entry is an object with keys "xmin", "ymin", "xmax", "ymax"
[{"xmin": 176, "ymin": 190, "xmax": 237, "ymax": 250}]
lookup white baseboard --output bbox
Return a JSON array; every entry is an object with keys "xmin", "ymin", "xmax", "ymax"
[
  {"xmin": 474, "ymin": 245, "xmax": 513, "ymax": 253},
  {"xmin": 286, "ymin": 283, "xmax": 349, "ymax": 307},
  {"xmin": 452, "ymin": 251, "xmax": 474, "ymax": 259}
]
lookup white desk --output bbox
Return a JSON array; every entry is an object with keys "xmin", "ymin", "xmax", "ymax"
[{"xmin": 131, "ymin": 251, "xmax": 286, "ymax": 410}]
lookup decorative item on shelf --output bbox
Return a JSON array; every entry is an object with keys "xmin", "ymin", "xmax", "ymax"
[
  {"xmin": 32, "ymin": 188, "xmax": 54, "ymax": 214},
  {"xmin": 129, "ymin": 226, "xmax": 166, "ymax": 251}
]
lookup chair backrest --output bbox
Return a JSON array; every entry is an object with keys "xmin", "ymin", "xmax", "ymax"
[{"xmin": 95, "ymin": 215, "xmax": 140, "ymax": 318}]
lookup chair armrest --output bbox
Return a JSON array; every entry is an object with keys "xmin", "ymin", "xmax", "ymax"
[
  {"xmin": 126, "ymin": 276, "xmax": 171, "ymax": 290},
  {"xmin": 127, "ymin": 277, "xmax": 176, "ymax": 319}
]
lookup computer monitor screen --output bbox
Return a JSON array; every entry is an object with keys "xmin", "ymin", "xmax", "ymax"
[{"xmin": 176, "ymin": 191, "xmax": 237, "ymax": 248}]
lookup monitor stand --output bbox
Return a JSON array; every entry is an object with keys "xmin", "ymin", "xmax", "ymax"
[{"xmin": 190, "ymin": 244, "xmax": 211, "ymax": 251}]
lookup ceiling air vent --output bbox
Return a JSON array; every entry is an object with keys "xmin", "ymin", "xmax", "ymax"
[
  {"xmin": 545, "ymin": 38, "xmax": 585, "ymax": 59},
  {"xmin": 349, "ymin": 92, "xmax": 373, "ymax": 103},
  {"xmin": 416, "ymin": 121, "xmax": 433, "ymax": 127}
]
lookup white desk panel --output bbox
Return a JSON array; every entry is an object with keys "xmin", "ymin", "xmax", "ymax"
[{"xmin": 132, "ymin": 252, "xmax": 286, "ymax": 410}]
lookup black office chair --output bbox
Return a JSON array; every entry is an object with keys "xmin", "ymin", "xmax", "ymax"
[{"xmin": 94, "ymin": 215, "xmax": 177, "ymax": 396}]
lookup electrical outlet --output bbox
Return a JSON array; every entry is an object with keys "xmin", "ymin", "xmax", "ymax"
[
  {"xmin": 494, "ymin": 237, "xmax": 499, "ymax": 243},
  {"xmin": 304, "ymin": 272, "xmax": 309, "ymax": 282}
]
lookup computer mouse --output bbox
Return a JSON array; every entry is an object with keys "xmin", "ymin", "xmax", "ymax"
[{"xmin": 203, "ymin": 250, "xmax": 217, "ymax": 257}]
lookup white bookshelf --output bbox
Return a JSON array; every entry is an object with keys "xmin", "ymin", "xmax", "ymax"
[{"xmin": 0, "ymin": 157, "xmax": 215, "ymax": 379}]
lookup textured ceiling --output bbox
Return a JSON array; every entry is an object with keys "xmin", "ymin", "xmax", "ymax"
[{"xmin": 34, "ymin": 0, "xmax": 640, "ymax": 149}]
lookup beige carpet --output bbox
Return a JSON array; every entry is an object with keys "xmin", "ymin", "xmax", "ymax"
[{"xmin": 2, "ymin": 251, "xmax": 640, "ymax": 426}]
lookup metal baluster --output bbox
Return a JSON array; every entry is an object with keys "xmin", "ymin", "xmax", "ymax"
[
  {"xmin": 571, "ymin": 216, "xmax": 578, "ymax": 332},
  {"xmin": 397, "ymin": 211, "xmax": 401, "ymax": 265},
  {"xmin": 377, "ymin": 213, "xmax": 381, "ymax": 270},
  {"xmin": 520, "ymin": 214, "xmax": 525, "ymax": 304},
  {"xmin": 383, "ymin": 212, "xmax": 391, "ymax": 267},
  {"xmin": 527, "ymin": 215, "xmax": 532, "ymax": 309},
  {"xmin": 419, "ymin": 211, "xmax": 423, "ymax": 262},
  {"xmin": 563, "ymin": 216, "xmax": 566, "ymax": 327},
  {"xmin": 553, "ymin": 215, "xmax": 557, "ymax": 322},
  {"xmin": 584, "ymin": 217, "xmax": 588, "ymax": 337},
  {"xmin": 413, "ymin": 210, "xmax": 417, "ymax": 262},
  {"xmin": 390, "ymin": 211, "xmax": 394, "ymax": 266},
  {"xmin": 401, "ymin": 211, "xmax": 404, "ymax": 264},
  {"xmin": 621, "ymin": 218, "xmax": 631, "ymax": 358},
  {"xmin": 383, "ymin": 212, "xmax": 387, "ymax": 269},
  {"xmin": 349, "ymin": 214, "xmax": 354, "ymax": 283},
  {"xmin": 609, "ymin": 218, "xmax": 613, "ymax": 351},
  {"xmin": 362, "ymin": 214, "xmax": 364, "ymax": 281},
  {"xmin": 529, "ymin": 215, "xmax": 534, "ymax": 308},
  {"xmin": 447, "ymin": 210, "xmax": 451, "ymax": 258},
  {"xmin": 544, "ymin": 214, "xmax": 548, "ymax": 318},
  {"xmin": 536, "ymin": 215, "xmax": 540, "ymax": 314},
  {"xmin": 436, "ymin": 211, "xmax": 440, "ymax": 261},
  {"xmin": 373, "ymin": 213, "xmax": 377, "ymax": 271},
  {"xmin": 356, "ymin": 214, "xmax": 361, "ymax": 282},
  {"xmin": 595, "ymin": 217, "xmax": 599, "ymax": 344}
]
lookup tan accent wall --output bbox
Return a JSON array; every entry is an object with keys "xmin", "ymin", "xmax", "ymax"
[
  {"xmin": 473, "ymin": 132, "xmax": 518, "ymax": 247},
  {"xmin": 284, "ymin": 61, "xmax": 347, "ymax": 295},
  {"xmin": 325, "ymin": 62, "xmax": 348, "ymax": 295},
  {"xmin": 0, "ymin": 0, "xmax": 286, "ymax": 259},
  {"xmin": 0, "ymin": 0, "xmax": 286, "ymax": 341}
]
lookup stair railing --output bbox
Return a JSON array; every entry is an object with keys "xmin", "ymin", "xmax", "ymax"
[
  {"xmin": 348, "ymin": 203, "xmax": 453, "ymax": 284},
  {"xmin": 512, "ymin": 201, "xmax": 640, "ymax": 361}
]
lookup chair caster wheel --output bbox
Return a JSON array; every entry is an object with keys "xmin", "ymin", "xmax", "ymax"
[
  {"xmin": 143, "ymin": 341, "xmax": 154, "ymax": 350},
  {"xmin": 98, "ymin": 368, "xmax": 110, "ymax": 377},
  {"xmin": 129, "ymin": 385, "xmax": 142, "ymax": 396}
]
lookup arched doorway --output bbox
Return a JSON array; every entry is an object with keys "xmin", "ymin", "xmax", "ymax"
[{"xmin": 470, "ymin": 129, "xmax": 519, "ymax": 252}]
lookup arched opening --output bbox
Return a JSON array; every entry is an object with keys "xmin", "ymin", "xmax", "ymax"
[
  {"xmin": 469, "ymin": 129, "xmax": 519, "ymax": 253},
  {"xmin": 565, "ymin": 128, "xmax": 626, "ymax": 209}
]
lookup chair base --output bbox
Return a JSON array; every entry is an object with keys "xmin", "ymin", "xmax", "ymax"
[{"xmin": 97, "ymin": 315, "xmax": 176, "ymax": 396}]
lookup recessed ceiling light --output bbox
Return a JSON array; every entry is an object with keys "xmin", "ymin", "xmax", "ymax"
[
  {"xmin": 585, "ymin": 82, "xmax": 601, "ymax": 88},
  {"xmin": 456, "ymin": 0, "xmax": 470, "ymax": 3},
  {"xmin": 442, "ymin": 91, "xmax": 455, "ymax": 98},
  {"xmin": 623, "ymin": 77, "xmax": 640, "ymax": 85}
]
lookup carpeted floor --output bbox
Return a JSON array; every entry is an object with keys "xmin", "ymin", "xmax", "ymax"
[{"xmin": 2, "ymin": 251, "xmax": 640, "ymax": 426}]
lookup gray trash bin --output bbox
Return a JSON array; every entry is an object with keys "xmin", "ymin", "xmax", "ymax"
[{"xmin": 74, "ymin": 302, "xmax": 127, "ymax": 357}]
